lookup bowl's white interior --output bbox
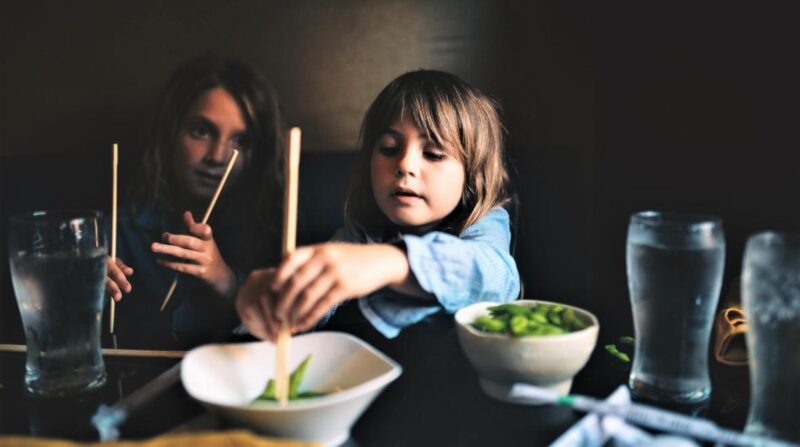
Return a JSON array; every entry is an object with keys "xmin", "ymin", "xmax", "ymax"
[{"xmin": 182, "ymin": 331, "xmax": 401, "ymax": 408}]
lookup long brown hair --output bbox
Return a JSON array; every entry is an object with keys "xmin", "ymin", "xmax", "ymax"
[
  {"xmin": 344, "ymin": 69, "xmax": 510, "ymax": 238},
  {"xmin": 131, "ymin": 55, "xmax": 284, "ymax": 266}
]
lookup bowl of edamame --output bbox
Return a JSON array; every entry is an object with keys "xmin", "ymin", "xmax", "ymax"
[{"xmin": 455, "ymin": 300, "xmax": 599, "ymax": 404}]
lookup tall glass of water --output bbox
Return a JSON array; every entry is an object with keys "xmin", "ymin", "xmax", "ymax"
[
  {"xmin": 8, "ymin": 211, "xmax": 107, "ymax": 396},
  {"xmin": 742, "ymin": 232, "xmax": 800, "ymax": 443},
  {"xmin": 626, "ymin": 211, "xmax": 725, "ymax": 405}
]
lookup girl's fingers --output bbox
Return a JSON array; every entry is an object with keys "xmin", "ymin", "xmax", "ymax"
[
  {"xmin": 276, "ymin": 258, "xmax": 326, "ymax": 320},
  {"xmin": 114, "ymin": 258, "xmax": 134, "ymax": 275},
  {"xmin": 105, "ymin": 278, "xmax": 122, "ymax": 301},
  {"xmin": 156, "ymin": 259, "xmax": 205, "ymax": 276},
  {"xmin": 107, "ymin": 262, "xmax": 132, "ymax": 293},
  {"xmin": 296, "ymin": 287, "xmax": 344, "ymax": 332},
  {"xmin": 290, "ymin": 269, "xmax": 336, "ymax": 324},
  {"xmin": 272, "ymin": 247, "xmax": 316, "ymax": 288},
  {"xmin": 159, "ymin": 233, "xmax": 203, "ymax": 251},
  {"xmin": 152, "ymin": 241, "xmax": 204, "ymax": 263},
  {"xmin": 182, "ymin": 210, "xmax": 197, "ymax": 229}
]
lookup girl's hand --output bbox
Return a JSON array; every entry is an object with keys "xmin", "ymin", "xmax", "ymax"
[
  {"xmin": 105, "ymin": 257, "xmax": 134, "ymax": 301},
  {"xmin": 236, "ymin": 267, "xmax": 281, "ymax": 341},
  {"xmin": 152, "ymin": 211, "xmax": 237, "ymax": 299},
  {"xmin": 272, "ymin": 242, "xmax": 410, "ymax": 333}
]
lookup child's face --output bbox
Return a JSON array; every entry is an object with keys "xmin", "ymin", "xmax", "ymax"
[
  {"xmin": 174, "ymin": 87, "xmax": 248, "ymax": 204},
  {"xmin": 370, "ymin": 117, "xmax": 465, "ymax": 232}
]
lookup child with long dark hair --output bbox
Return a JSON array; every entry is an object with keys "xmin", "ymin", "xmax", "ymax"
[{"xmin": 106, "ymin": 55, "xmax": 283, "ymax": 348}]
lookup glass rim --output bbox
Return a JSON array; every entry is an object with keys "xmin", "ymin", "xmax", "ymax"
[
  {"xmin": 746, "ymin": 230, "xmax": 800, "ymax": 247},
  {"xmin": 9, "ymin": 209, "xmax": 104, "ymax": 225},
  {"xmin": 630, "ymin": 210, "xmax": 722, "ymax": 231}
]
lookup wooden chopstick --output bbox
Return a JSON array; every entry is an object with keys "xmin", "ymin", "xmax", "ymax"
[
  {"xmin": 159, "ymin": 149, "xmax": 240, "ymax": 312},
  {"xmin": 276, "ymin": 127, "xmax": 301, "ymax": 406},
  {"xmin": 0, "ymin": 343, "xmax": 185, "ymax": 359},
  {"xmin": 110, "ymin": 143, "xmax": 118, "ymax": 334}
]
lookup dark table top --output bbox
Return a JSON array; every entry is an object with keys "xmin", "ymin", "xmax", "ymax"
[{"xmin": 0, "ymin": 316, "xmax": 751, "ymax": 447}]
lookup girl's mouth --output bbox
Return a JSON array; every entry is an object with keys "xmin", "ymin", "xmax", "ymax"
[
  {"xmin": 195, "ymin": 170, "xmax": 223, "ymax": 188},
  {"xmin": 390, "ymin": 187, "xmax": 424, "ymax": 203},
  {"xmin": 391, "ymin": 187, "xmax": 422, "ymax": 198}
]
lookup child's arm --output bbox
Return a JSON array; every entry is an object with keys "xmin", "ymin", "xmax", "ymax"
[
  {"xmin": 359, "ymin": 207, "xmax": 520, "ymax": 338},
  {"xmin": 151, "ymin": 211, "xmax": 238, "ymax": 300},
  {"xmin": 268, "ymin": 242, "xmax": 414, "ymax": 332}
]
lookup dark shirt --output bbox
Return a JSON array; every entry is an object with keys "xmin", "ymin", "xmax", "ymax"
[{"xmin": 108, "ymin": 204, "xmax": 248, "ymax": 350}]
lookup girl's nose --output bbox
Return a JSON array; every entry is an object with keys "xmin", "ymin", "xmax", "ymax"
[
  {"xmin": 204, "ymin": 140, "xmax": 230, "ymax": 165},
  {"xmin": 394, "ymin": 148, "xmax": 419, "ymax": 177}
]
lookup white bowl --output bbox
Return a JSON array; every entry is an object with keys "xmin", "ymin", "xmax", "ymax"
[
  {"xmin": 181, "ymin": 331, "xmax": 402, "ymax": 446},
  {"xmin": 455, "ymin": 300, "xmax": 599, "ymax": 404}
]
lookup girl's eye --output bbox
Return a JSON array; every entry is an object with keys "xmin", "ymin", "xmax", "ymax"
[
  {"xmin": 378, "ymin": 146, "xmax": 401, "ymax": 157},
  {"xmin": 189, "ymin": 123, "xmax": 213, "ymax": 139},
  {"xmin": 423, "ymin": 150, "xmax": 445, "ymax": 161}
]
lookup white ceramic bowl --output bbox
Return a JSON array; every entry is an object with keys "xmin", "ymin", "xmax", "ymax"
[
  {"xmin": 455, "ymin": 300, "xmax": 599, "ymax": 404},
  {"xmin": 181, "ymin": 331, "xmax": 402, "ymax": 446}
]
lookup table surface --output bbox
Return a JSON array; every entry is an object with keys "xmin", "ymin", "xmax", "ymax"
[{"xmin": 0, "ymin": 316, "xmax": 751, "ymax": 446}]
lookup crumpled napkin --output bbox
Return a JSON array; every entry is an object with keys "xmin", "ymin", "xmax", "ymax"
[
  {"xmin": 714, "ymin": 306, "xmax": 748, "ymax": 367},
  {"xmin": 0, "ymin": 430, "xmax": 320, "ymax": 447}
]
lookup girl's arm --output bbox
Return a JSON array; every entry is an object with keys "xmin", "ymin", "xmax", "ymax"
[{"xmin": 359, "ymin": 207, "xmax": 520, "ymax": 338}]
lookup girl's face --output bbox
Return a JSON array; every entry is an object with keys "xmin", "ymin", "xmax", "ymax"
[
  {"xmin": 370, "ymin": 116, "xmax": 465, "ymax": 232},
  {"xmin": 174, "ymin": 87, "xmax": 248, "ymax": 205}
]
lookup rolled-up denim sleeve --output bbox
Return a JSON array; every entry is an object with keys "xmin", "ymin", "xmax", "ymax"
[{"xmin": 360, "ymin": 207, "xmax": 520, "ymax": 337}]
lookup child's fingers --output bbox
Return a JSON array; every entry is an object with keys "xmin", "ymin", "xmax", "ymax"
[
  {"xmin": 296, "ymin": 286, "xmax": 345, "ymax": 332},
  {"xmin": 182, "ymin": 210, "xmax": 197, "ymax": 229},
  {"xmin": 152, "ymin": 241, "xmax": 205, "ymax": 263},
  {"xmin": 238, "ymin": 293, "xmax": 272, "ymax": 340},
  {"xmin": 114, "ymin": 258, "xmax": 134, "ymax": 275},
  {"xmin": 107, "ymin": 259, "xmax": 132, "ymax": 293},
  {"xmin": 157, "ymin": 259, "xmax": 206, "ymax": 277},
  {"xmin": 272, "ymin": 247, "xmax": 316, "ymax": 288},
  {"xmin": 105, "ymin": 278, "xmax": 123, "ymax": 301},
  {"xmin": 159, "ymin": 233, "xmax": 204, "ymax": 251},
  {"xmin": 275, "ymin": 258, "xmax": 326, "ymax": 320},
  {"xmin": 182, "ymin": 211, "xmax": 213, "ymax": 241},
  {"xmin": 289, "ymin": 270, "xmax": 336, "ymax": 324}
]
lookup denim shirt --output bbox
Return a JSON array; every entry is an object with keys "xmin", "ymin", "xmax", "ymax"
[{"xmin": 337, "ymin": 207, "xmax": 520, "ymax": 338}]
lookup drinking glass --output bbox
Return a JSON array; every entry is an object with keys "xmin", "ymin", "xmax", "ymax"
[
  {"xmin": 626, "ymin": 211, "xmax": 725, "ymax": 405},
  {"xmin": 8, "ymin": 210, "xmax": 107, "ymax": 396},
  {"xmin": 742, "ymin": 232, "xmax": 800, "ymax": 443}
]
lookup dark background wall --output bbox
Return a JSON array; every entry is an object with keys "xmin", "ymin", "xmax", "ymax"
[{"xmin": 1, "ymin": 1, "xmax": 798, "ymax": 342}]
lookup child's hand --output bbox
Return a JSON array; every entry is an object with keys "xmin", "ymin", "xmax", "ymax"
[
  {"xmin": 273, "ymin": 242, "xmax": 410, "ymax": 333},
  {"xmin": 236, "ymin": 267, "xmax": 280, "ymax": 341},
  {"xmin": 152, "ymin": 211, "xmax": 237, "ymax": 299},
  {"xmin": 105, "ymin": 257, "xmax": 133, "ymax": 301}
]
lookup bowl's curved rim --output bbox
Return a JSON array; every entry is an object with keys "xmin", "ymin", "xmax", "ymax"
[
  {"xmin": 455, "ymin": 299, "xmax": 600, "ymax": 341},
  {"xmin": 182, "ymin": 331, "xmax": 403, "ymax": 412}
]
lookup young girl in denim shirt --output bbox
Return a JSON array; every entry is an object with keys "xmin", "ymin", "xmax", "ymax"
[{"xmin": 236, "ymin": 69, "xmax": 520, "ymax": 341}]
